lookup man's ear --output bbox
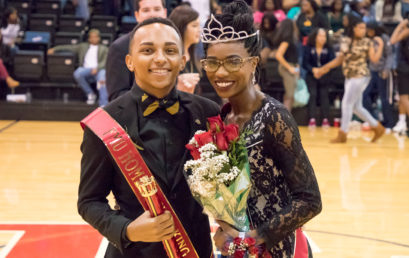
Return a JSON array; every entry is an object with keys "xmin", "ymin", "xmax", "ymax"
[
  {"xmin": 134, "ymin": 11, "xmax": 139, "ymax": 22},
  {"xmin": 125, "ymin": 54, "xmax": 134, "ymax": 72},
  {"xmin": 180, "ymin": 54, "xmax": 187, "ymax": 71}
]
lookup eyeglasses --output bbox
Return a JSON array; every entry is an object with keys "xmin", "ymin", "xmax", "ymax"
[{"xmin": 200, "ymin": 57, "xmax": 255, "ymax": 73}]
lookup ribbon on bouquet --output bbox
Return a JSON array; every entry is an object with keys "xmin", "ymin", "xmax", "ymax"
[
  {"xmin": 294, "ymin": 228, "xmax": 309, "ymax": 258},
  {"xmin": 81, "ymin": 108, "xmax": 199, "ymax": 258}
]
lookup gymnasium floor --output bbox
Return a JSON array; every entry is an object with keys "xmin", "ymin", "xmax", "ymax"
[{"xmin": 0, "ymin": 120, "xmax": 408, "ymax": 258}]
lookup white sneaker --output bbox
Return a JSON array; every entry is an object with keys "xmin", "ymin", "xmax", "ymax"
[
  {"xmin": 392, "ymin": 121, "xmax": 407, "ymax": 133},
  {"xmin": 385, "ymin": 128, "xmax": 392, "ymax": 134},
  {"xmin": 86, "ymin": 93, "xmax": 97, "ymax": 105}
]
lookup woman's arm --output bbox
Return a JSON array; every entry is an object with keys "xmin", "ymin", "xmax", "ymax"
[
  {"xmin": 369, "ymin": 37, "xmax": 384, "ymax": 64},
  {"xmin": 256, "ymin": 105, "xmax": 322, "ymax": 250},
  {"xmin": 390, "ymin": 19, "xmax": 409, "ymax": 44},
  {"xmin": 275, "ymin": 41, "xmax": 297, "ymax": 74}
]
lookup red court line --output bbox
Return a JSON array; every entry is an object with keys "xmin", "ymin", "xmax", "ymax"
[{"xmin": 0, "ymin": 224, "xmax": 103, "ymax": 258}]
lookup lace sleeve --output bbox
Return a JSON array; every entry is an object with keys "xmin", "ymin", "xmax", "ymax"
[{"xmin": 257, "ymin": 104, "xmax": 322, "ymax": 250}]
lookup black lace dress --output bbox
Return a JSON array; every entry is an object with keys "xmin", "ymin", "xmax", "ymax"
[{"xmin": 222, "ymin": 96, "xmax": 322, "ymax": 258}]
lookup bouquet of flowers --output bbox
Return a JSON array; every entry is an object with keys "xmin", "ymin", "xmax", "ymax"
[{"xmin": 184, "ymin": 115, "xmax": 252, "ymax": 232}]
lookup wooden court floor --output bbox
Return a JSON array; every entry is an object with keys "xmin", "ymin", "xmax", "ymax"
[{"xmin": 0, "ymin": 120, "xmax": 408, "ymax": 258}]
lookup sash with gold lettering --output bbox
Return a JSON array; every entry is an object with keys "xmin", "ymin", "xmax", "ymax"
[{"xmin": 81, "ymin": 108, "xmax": 199, "ymax": 258}]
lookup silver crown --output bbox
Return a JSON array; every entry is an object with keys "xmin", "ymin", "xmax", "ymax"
[{"xmin": 201, "ymin": 14, "xmax": 259, "ymax": 43}]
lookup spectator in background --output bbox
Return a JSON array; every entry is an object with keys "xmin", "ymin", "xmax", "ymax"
[
  {"xmin": 296, "ymin": 0, "xmax": 330, "ymax": 45},
  {"xmin": 318, "ymin": 15, "xmax": 385, "ymax": 143},
  {"xmin": 169, "ymin": 5, "xmax": 201, "ymax": 94},
  {"xmin": 390, "ymin": 18, "xmax": 409, "ymax": 134},
  {"xmin": 273, "ymin": 19, "xmax": 299, "ymax": 111},
  {"xmin": 328, "ymin": 0, "xmax": 345, "ymax": 33},
  {"xmin": 254, "ymin": 0, "xmax": 286, "ymax": 28},
  {"xmin": 261, "ymin": 12, "xmax": 279, "ymax": 47},
  {"xmin": 73, "ymin": 0, "xmax": 90, "ymax": 21},
  {"xmin": 106, "ymin": 0, "xmax": 167, "ymax": 101},
  {"xmin": 375, "ymin": 0, "xmax": 403, "ymax": 23},
  {"xmin": 48, "ymin": 29, "xmax": 108, "ymax": 106},
  {"xmin": 302, "ymin": 28, "xmax": 335, "ymax": 127},
  {"xmin": 363, "ymin": 21, "xmax": 395, "ymax": 133},
  {"xmin": 1, "ymin": 7, "xmax": 20, "ymax": 53}
]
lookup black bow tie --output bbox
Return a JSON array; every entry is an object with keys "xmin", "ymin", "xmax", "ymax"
[{"xmin": 141, "ymin": 93, "xmax": 180, "ymax": 117}]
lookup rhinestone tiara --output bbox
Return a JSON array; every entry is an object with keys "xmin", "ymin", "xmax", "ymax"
[{"xmin": 201, "ymin": 14, "xmax": 259, "ymax": 43}]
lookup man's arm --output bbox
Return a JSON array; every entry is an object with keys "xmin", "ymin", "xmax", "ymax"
[{"xmin": 106, "ymin": 36, "xmax": 133, "ymax": 101}]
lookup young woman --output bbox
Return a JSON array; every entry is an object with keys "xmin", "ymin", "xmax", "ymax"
[
  {"xmin": 363, "ymin": 21, "xmax": 395, "ymax": 133},
  {"xmin": 273, "ymin": 19, "xmax": 299, "ymax": 111},
  {"xmin": 1, "ymin": 7, "xmax": 20, "ymax": 50},
  {"xmin": 254, "ymin": 0, "xmax": 286, "ymax": 28},
  {"xmin": 302, "ymin": 28, "xmax": 335, "ymax": 127},
  {"xmin": 390, "ymin": 18, "xmax": 409, "ymax": 134},
  {"xmin": 169, "ymin": 5, "xmax": 201, "ymax": 94},
  {"xmin": 318, "ymin": 15, "xmax": 386, "ymax": 143},
  {"xmin": 201, "ymin": 1, "xmax": 322, "ymax": 256},
  {"xmin": 296, "ymin": 0, "xmax": 330, "ymax": 45}
]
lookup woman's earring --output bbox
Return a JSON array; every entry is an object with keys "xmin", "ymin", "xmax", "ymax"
[{"xmin": 252, "ymin": 72, "xmax": 256, "ymax": 85}]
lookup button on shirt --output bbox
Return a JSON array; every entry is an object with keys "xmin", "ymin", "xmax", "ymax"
[
  {"xmin": 83, "ymin": 44, "xmax": 99, "ymax": 68},
  {"xmin": 134, "ymin": 85, "xmax": 190, "ymax": 187}
]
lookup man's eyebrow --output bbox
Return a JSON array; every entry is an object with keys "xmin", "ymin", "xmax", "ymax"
[{"xmin": 138, "ymin": 42, "xmax": 178, "ymax": 46}]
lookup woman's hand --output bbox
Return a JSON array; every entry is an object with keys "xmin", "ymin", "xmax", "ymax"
[
  {"xmin": 213, "ymin": 226, "xmax": 231, "ymax": 256},
  {"xmin": 177, "ymin": 73, "xmax": 199, "ymax": 93}
]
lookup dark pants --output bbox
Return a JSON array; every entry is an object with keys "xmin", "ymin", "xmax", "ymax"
[
  {"xmin": 306, "ymin": 73, "xmax": 330, "ymax": 120},
  {"xmin": 363, "ymin": 71, "xmax": 394, "ymax": 128}
]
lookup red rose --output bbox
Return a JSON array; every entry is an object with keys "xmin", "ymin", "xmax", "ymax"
[
  {"xmin": 185, "ymin": 144, "xmax": 200, "ymax": 160},
  {"xmin": 234, "ymin": 249, "xmax": 245, "ymax": 258},
  {"xmin": 215, "ymin": 132, "xmax": 229, "ymax": 151},
  {"xmin": 208, "ymin": 115, "xmax": 224, "ymax": 133},
  {"xmin": 233, "ymin": 237, "xmax": 242, "ymax": 246},
  {"xmin": 224, "ymin": 123, "xmax": 240, "ymax": 143},
  {"xmin": 244, "ymin": 237, "xmax": 256, "ymax": 247},
  {"xmin": 249, "ymin": 245, "xmax": 259, "ymax": 255},
  {"xmin": 194, "ymin": 131, "xmax": 214, "ymax": 147}
]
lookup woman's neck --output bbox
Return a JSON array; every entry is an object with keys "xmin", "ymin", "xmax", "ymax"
[{"xmin": 229, "ymin": 86, "xmax": 263, "ymax": 116}]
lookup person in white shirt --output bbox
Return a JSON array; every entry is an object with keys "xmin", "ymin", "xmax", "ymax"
[
  {"xmin": 48, "ymin": 29, "xmax": 109, "ymax": 106},
  {"xmin": 1, "ymin": 7, "xmax": 20, "ymax": 49}
]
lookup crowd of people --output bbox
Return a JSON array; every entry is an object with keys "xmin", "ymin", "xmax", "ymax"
[{"xmin": 1, "ymin": 0, "xmax": 409, "ymax": 139}]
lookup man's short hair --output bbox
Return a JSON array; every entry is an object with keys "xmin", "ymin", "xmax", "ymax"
[
  {"xmin": 134, "ymin": 0, "xmax": 166, "ymax": 12},
  {"xmin": 128, "ymin": 17, "xmax": 182, "ymax": 54},
  {"xmin": 88, "ymin": 28, "xmax": 100, "ymax": 37}
]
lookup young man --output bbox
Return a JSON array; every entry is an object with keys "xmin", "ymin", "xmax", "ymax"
[
  {"xmin": 105, "ymin": 0, "xmax": 167, "ymax": 101},
  {"xmin": 78, "ymin": 18, "xmax": 219, "ymax": 257},
  {"xmin": 48, "ymin": 29, "xmax": 108, "ymax": 106}
]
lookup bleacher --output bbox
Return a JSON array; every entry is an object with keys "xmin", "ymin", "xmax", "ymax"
[{"xmin": 0, "ymin": 0, "xmax": 139, "ymax": 120}]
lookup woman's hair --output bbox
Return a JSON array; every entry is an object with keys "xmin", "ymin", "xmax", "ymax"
[
  {"xmin": 260, "ymin": 13, "xmax": 278, "ymax": 33},
  {"xmin": 169, "ymin": 5, "xmax": 199, "ymax": 72},
  {"xmin": 203, "ymin": 0, "xmax": 261, "ymax": 57},
  {"xmin": 259, "ymin": 0, "xmax": 282, "ymax": 12},
  {"xmin": 366, "ymin": 20, "xmax": 386, "ymax": 37},
  {"xmin": 260, "ymin": 13, "xmax": 278, "ymax": 46},
  {"xmin": 307, "ymin": 28, "xmax": 331, "ymax": 48},
  {"xmin": 272, "ymin": 18, "xmax": 296, "ymax": 47},
  {"xmin": 303, "ymin": 0, "xmax": 320, "ymax": 13},
  {"xmin": 1, "ymin": 7, "xmax": 17, "ymax": 29},
  {"xmin": 345, "ymin": 14, "xmax": 364, "ymax": 38},
  {"xmin": 330, "ymin": 0, "xmax": 344, "ymax": 13}
]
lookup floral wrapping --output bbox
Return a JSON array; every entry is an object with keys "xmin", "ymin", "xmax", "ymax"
[{"xmin": 184, "ymin": 115, "xmax": 252, "ymax": 232}]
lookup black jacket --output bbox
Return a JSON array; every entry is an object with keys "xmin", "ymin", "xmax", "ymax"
[
  {"xmin": 106, "ymin": 33, "xmax": 134, "ymax": 101},
  {"xmin": 78, "ymin": 85, "xmax": 220, "ymax": 257}
]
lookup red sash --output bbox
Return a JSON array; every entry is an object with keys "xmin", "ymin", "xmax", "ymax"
[{"xmin": 81, "ymin": 108, "xmax": 199, "ymax": 258}]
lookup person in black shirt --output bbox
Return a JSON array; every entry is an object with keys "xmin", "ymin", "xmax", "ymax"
[
  {"xmin": 274, "ymin": 18, "xmax": 299, "ymax": 111},
  {"xmin": 302, "ymin": 28, "xmax": 335, "ymax": 127},
  {"xmin": 78, "ymin": 18, "xmax": 219, "ymax": 257},
  {"xmin": 296, "ymin": 0, "xmax": 330, "ymax": 45}
]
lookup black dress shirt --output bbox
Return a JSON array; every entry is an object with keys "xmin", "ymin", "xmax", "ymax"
[{"xmin": 133, "ymin": 85, "xmax": 190, "ymax": 187}]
